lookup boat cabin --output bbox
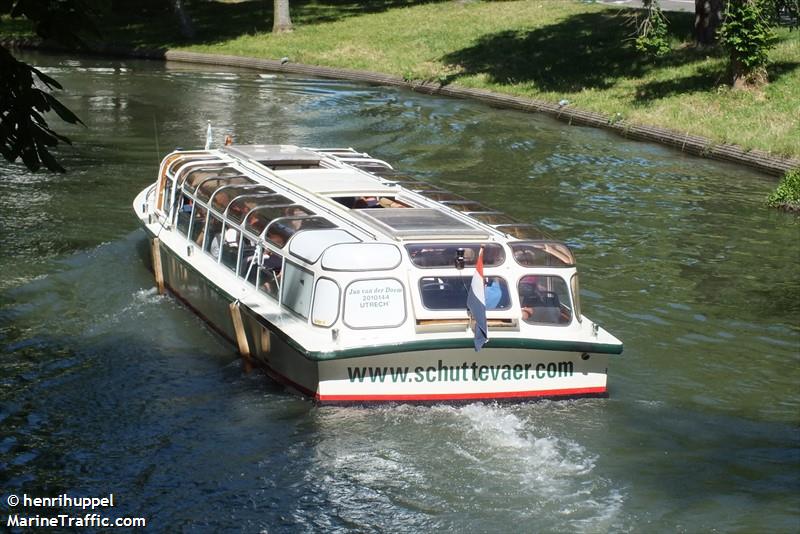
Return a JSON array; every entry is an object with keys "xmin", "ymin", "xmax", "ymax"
[{"xmin": 151, "ymin": 145, "xmax": 583, "ymax": 338}]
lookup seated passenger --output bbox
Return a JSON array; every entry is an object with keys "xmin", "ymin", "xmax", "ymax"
[
  {"xmin": 259, "ymin": 251, "xmax": 283, "ymax": 296},
  {"xmin": 266, "ymin": 228, "xmax": 288, "ymax": 248},
  {"xmin": 354, "ymin": 196, "xmax": 379, "ymax": 208},
  {"xmin": 484, "ymin": 278, "xmax": 503, "ymax": 310},
  {"xmin": 284, "ymin": 207, "xmax": 307, "ymax": 230}
]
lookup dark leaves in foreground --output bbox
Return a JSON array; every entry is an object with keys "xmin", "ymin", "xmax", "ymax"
[
  {"xmin": 0, "ymin": 47, "xmax": 83, "ymax": 172},
  {"xmin": 0, "ymin": 0, "xmax": 95, "ymax": 172}
]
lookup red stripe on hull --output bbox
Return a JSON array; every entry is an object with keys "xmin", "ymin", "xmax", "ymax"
[{"xmin": 317, "ymin": 386, "xmax": 607, "ymax": 403}]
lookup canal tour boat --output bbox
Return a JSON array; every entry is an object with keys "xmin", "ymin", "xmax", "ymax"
[{"xmin": 133, "ymin": 143, "xmax": 622, "ymax": 403}]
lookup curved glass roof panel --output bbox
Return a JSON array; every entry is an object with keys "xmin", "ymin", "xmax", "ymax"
[
  {"xmin": 511, "ymin": 241, "xmax": 575, "ymax": 267},
  {"xmin": 168, "ymin": 154, "xmax": 220, "ymax": 177},
  {"xmin": 180, "ymin": 165, "xmax": 241, "ymax": 190},
  {"xmin": 244, "ymin": 202, "xmax": 299, "ymax": 237},
  {"xmin": 264, "ymin": 217, "xmax": 336, "ymax": 249},
  {"xmin": 211, "ymin": 185, "xmax": 272, "ymax": 215},
  {"xmin": 195, "ymin": 175, "xmax": 254, "ymax": 203}
]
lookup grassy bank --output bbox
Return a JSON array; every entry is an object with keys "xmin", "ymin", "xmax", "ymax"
[{"xmin": 3, "ymin": 1, "xmax": 799, "ymax": 158}]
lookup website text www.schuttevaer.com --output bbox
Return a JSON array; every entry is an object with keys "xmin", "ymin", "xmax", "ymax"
[{"xmin": 347, "ymin": 359, "xmax": 574, "ymax": 383}]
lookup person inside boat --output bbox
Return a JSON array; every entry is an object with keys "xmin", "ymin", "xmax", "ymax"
[
  {"xmin": 485, "ymin": 278, "xmax": 503, "ymax": 310},
  {"xmin": 211, "ymin": 227, "xmax": 240, "ymax": 264},
  {"xmin": 258, "ymin": 247, "xmax": 283, "ymax": 297},
  {"xmin": 284, "ymin": 206, "xmax": 307, "ymax": 230},
  {"xmin": 354, "ymin": 196, "xmax": 379, "ymax": 208}
]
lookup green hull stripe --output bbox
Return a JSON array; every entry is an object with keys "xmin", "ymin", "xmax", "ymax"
[{"xmin": 142, "ymin": 226, "xmax": 624, "ymax": 362}]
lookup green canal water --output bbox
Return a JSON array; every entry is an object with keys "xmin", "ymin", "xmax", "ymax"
[{"xmin": 1, "ymin": 52, "xmax": 798, "ymax": 532}]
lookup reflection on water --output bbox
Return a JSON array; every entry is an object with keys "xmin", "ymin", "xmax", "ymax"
[{"xmin": 1, "ymin": 52, "xmax": 798, "ymax": 532}]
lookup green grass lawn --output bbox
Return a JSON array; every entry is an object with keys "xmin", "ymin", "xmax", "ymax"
[{"xmin": 4, "ymin": 0, "xmax": 799, "ymax": 158}]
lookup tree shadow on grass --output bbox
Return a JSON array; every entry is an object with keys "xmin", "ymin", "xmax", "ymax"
[
  {"xmin": 100, "ymin": 0, "xmax": 449, "ymax": 48},
  {"xmin": 439, "ymin": 9, "xmax": 713, "ymax": 93},
  {"xmin": 634, "ymin": 60, "xmax": 800, "ymax": 101}
]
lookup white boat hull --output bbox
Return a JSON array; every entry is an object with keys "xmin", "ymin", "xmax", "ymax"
[{"xmin": 145, "ymin": 231, "xmax": 610, "ymax": 403}]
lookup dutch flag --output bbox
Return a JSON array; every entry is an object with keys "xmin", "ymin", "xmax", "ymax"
[{"xmin": 467, "ymin": 247, "xmax": 488, "ymax": 351}]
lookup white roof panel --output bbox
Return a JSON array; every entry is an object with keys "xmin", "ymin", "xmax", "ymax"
[{"xmin": 274, "ymin": 169, "xmax": 397, "ymax": 195}]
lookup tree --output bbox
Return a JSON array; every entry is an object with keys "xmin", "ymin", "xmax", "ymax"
[
  {"xmin": 273, "ymin": 0, "xmax": 292, "ymax": 33},
  {"xmin": 639, "ymin": 0, "xmax": 798, "ymax": 88},
  {"xmin": 695, "ymin": 0, "xmax": 725, "ymax": 45},
  {"xmin": 719, "ymin": 0, "xmax": 775, "ymax": 87},
  {"xmin": 0, "ymin": 0, "xmax": 91, "ymax": 172}
]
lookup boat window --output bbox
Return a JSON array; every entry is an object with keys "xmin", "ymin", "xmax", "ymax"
[
  {"xmin": 265, "ymin": 217, "xmax": 336, "ymax": 249},
  {"xmin": 226, "ymin": 191, "xmax": 278, "ymax": 224},
  {"xmin": 406, "ymin": 243, "xmax": 505, "ymax": 269},
  {"xmin": 281, "ymin": 261, "xmax": 313, "ymax": 319},
  {"xmin": 257, "ymin": 248, "xmax": 283, "ymax": 300},
  {"xmin": 176, "ymin": 194, "xmax": 194, "ymax": 235},
  {"xmin": 343, "ymin": 279, "xmax": 406, "ymax": 329},
  {"xmin": 570, "ymin": 274, "xmax": 582, "ymax": 322},
  {"xmin": 511, "ymin": 241, "xmax": 575, "ymax": 267},
  {"xmin": 161, "ymin": 178, "xmax": 174, "ymax": 213},
  {"xmin": 321, "ymin": 243, "xmax": 401, "ymax": 271},
  {"xmin": 311, "ymin": 278, "xmax": 340, "ymax": 327},
  {"xmin": 237, "ymin": 238, "xmax": 259, "ymax": 283},
  {"xmin": 467, "ymin": 212, "xmax": 516, "ymax": 225},
  {"xmin": 519, "ymin": 275, "xmax": 572, "ymax": 325},
  {"xmin": 494, "ymin": 224, "xmax": 549, "ymax": 240},
  {"xmin": 418, "ymin": 276, "xmax": 510, "ymax": 310},
  {"xmin": 212, "ymin": 185, "xmax": 271, "ymax": 215},
  {"xmin": 204, "ymin": 215, "xmax": 224, "ymax": 259},
  {"xmin": 218, "ymin": 223, "xmax": 241, "ymax": 271},
  {"xmin": 189, "ymin": 205, "xmax": 208, "ymax": 246},
  {"xmin": 245, "ymin": 204, "xmax": 303, "ymax": 241}
]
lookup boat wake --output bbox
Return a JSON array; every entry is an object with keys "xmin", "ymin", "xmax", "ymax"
[{"xmin": 306, "ymin": 402, "xmax": 628, "ymax": 532}]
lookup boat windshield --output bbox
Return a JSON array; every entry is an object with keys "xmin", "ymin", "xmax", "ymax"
[
  {"xmin": 511, "ymin": 241, "xmax": 575, "ymax": 267},
  {"xmin": 518, "ymin": 275, "xmax": 572, "ymax": 325},
  {"xmin": 406, "ymin": 243, "xmax": 505, "ymax": 268},
  {"xmin": 419, "ymin": 276, "xmax": 510, "ymax": 310}
]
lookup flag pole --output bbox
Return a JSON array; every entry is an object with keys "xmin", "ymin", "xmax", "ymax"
[
  {"xmin": 466, "ymin": 245, "xmax": 488, "ymax": 351},
  {"xmin": 204, "ymin": 121, "xmax": 212, "ymax": 150}
]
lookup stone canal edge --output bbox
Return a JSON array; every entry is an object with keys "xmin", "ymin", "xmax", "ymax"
[{"xmin": 6, "ymin": 40, "xmax": 799, "ymax": 178}]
